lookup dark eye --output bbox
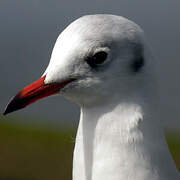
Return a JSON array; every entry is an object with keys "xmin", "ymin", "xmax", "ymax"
[{"xmin": 86, "ymin": 51, "xmax": 108, "ymax": 68}]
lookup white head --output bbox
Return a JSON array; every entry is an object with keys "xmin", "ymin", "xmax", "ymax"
[
  {"xmin": 44, "ymin": 15, "xmax": 152, "ymax": 106},
  {"xmin": 4, "ymin": 14, "xmax": 154, "ymax": 115}
]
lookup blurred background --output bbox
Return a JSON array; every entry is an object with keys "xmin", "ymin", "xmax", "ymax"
[{"xmin": 1, "ymin": 0, "xmax": 180, "ymax": 179}]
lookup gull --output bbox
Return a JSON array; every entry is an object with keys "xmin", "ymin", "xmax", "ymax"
[{"xmin": 3, "ymin": 14, "xmax": 180, "ymax": 180}]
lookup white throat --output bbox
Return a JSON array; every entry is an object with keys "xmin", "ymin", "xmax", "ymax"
[{"xmin": 73, "ymin": 99, "xmax": 179, "ymax": 180}]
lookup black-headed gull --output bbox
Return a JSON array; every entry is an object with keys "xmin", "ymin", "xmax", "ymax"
[{"xmin": 4, "ymin": 14, "xmax": 180, "ymax": 180}]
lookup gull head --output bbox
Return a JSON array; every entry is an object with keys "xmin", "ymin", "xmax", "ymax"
[
  {"xmin": 44, "ymin": 15, "xmax": 150, "ymax": 106},
  {"xmin": 4, "ymin": 14, "xmax": 153, "ymax": 114}
]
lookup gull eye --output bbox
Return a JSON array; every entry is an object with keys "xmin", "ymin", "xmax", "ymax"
[{"xmin": 86, "ymin": 51, "xmax": 108, "ymax": 68}]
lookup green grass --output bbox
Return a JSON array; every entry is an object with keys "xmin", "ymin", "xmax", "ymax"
[
  {"xmin": 166, "ymin": 132, "xmax": 180, "ymax": 171},
  {"xmin": 0, "ymin": 120, "xmax": 75, "ymax": 180},
  {"xmin": 0, "ymin": 119, "xmax": 179, "ymax": 180}
]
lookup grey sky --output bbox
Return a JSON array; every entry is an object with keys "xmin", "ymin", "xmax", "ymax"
[{"xmin": 1, "ymin": 0, "xmax": 180, "ymax": 128}]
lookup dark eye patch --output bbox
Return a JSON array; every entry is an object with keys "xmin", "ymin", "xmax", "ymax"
[
  {"xmin": 131, "ymin": 56, "xmax": 144, "ymax": 73},
  {"xmin": 131, "ymin": 45, "xmax": 145, "ymax": 73},
  {"xmin": 86, "ymin": 51, "xmax": 108, "ymax": 68}
]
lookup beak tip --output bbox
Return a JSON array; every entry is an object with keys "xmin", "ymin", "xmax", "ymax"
[
  {"xmin": 3, "ymin": 108, "xmax": 9, "ymax": 116},
  {"xmin": 3, "ymin": 112, "xmax": 7, "ymax": 116},
  {"xmin": 3, "ymin": 104, "xmax": 13, "ymax": 116},
  {"xmin": 3, "ymin": 96, "xmax": 21, "ymax": 116}
]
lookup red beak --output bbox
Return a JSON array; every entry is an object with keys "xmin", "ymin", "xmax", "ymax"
[{"xmin": 3, "ymin": 76, "xmax": 74, "ymax": 115}]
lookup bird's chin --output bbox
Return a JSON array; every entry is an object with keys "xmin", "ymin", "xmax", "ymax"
[
  {"xmin": 59, "ymin": 88, "xmax": 82, "ymax": 105},
  {"xmin": 58, "ymin": 82, "xmax": 80, "ymax": 104},
  {"xmin": 58, "ymin": 78, "xmax": 108, "ymax": 106},
  {"xmin": 60, "ymin": 88, "xmax": 105, "ymax": 107}
]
